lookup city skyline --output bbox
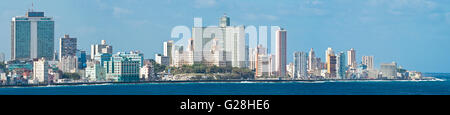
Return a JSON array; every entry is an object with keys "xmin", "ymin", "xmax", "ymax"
[{"xmin": 1, "ymin": 0, "xmax": 450, "ymax": 73}]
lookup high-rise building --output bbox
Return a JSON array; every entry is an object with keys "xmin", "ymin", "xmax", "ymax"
[
  {"xmin": 90, "ymin": 40, "xmax": 112, "ymax": 60},
  {"xmin": 11, "ymin": 11, "xmax": 54, "ymax": 61},
  {"xmin": 325, "ymin": 47, "xmax": 334, "ymax": 69},
  {"xmin": 347, "ymin": 48, "xmax": 357, "ymax": 69},
  {"xmin": 77, "ymin": 50, "xmax": 87, "ymax": 69},
  {"xmin": 275, "ymin": 28, "xmax": 287, "ymax": 77},
  {"xmin": 308, "ymin": 48, "xmax": 316, "ymax": 73},
  {"xmin": 336, "ymin": 52, "xmax": 347, "ymax": 79},
  {"xmin": 192, "ymin": 14, "xmax": 246, "ymax": 67},
  {"xmin": 293, "ymin": 52, "xmax": 308, "ymax": 79},
  {"xmin": 163, "ymin": 40, "xmax": 174, "ymax": 65},
  {"xmin": 59, "ymin": 34, "xmax": 77, "ymax": 61},
  {"xmin": 255, "ymin": 45, "xmax": 269, "ymax": 77},
  {"xmin": 326, "ymin": 47, "xmax": 336, "ymax": 78},
  {"xmin": 33, "ymin": 58, "xmax": 49, "ymax": 83},
  {"xmin": 225, "ymin": 26, "xmax": 246, "ymax": 68},
  {"xmin": 220, "ymin": 14, "xmax": 230, "ymax": 28},
  {"xmin": 248, "ymin": 48, "xmax": 257, "ymax": 70},
  {"xmin": 362, "ymin": 56, "xmax": 374, "ymax": 70},
  {"xmin": 380, "ymin": 62, "xmax": 398, "ymax": 79}
]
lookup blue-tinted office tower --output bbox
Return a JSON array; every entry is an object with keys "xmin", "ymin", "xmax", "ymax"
[
  {"xmin": 77, "ymin": 50, "xmax": 87, "ymax": 69},
  {"xmin": 11, "ymin": 11, "xmax": 54, "ymax": 61},
  {"xmin": 337, "ymin": 52, "xmax": 347, "ymax": 79}
]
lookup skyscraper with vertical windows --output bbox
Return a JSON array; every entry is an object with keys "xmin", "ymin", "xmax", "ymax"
[
  {"xmin": 347, "ymin": 48, "xmax": 357, "ymax": 69},
  {"xmin": 33, "ymin": 58, "xmax": 49, "ymax": 83},
  {"xmin": 11, "ymin": 11, "xmax": 54, "ymax": 61},
  {"xmin": 275, "ymin": 28, "xmax": 287, "ymax": 77},
  {"xmin": 163, "ymin": 40, "xmax": 173, "ymax": 66},
  {"xmin": 326, "ymin": 47, "xmax": 336, "ymax": 78},
  {"xmin": 308, "ymin": 48, "xmax": 316, "ymax": 73},
  {"xmin": 336, "ymin": 52, "xmax": 347, "ymax": 79},
  {"xmin": 192, "ymin": 14, "xmax": 245, "ymax": 68},
  {"xmin": 362, "ymin": 56, "xmax": 374, "ymax": 70},
  {"xmin": 59, "ymin": 34, "xmax": 77, "ymax": 61},
  {"xmin": 293, "ymin": 52, "xmax": 308, "ymax": 79}
]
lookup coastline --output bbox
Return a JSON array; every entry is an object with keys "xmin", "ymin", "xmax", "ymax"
[{"xmin": 0, "ymin": 77, "xmax": 443, "ymax": 88}]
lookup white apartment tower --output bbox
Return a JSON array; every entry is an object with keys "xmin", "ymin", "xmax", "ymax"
[
  {"xmin": 33, "ymin": 58, "xmax": 49, "ymax": 83},
  {"xmin": 347, "ymin": 48, "xmax": 357, "ymax": 69},
  {"xmin": 90, "ymin": 40, "xmax": 113, "ymax": 60},
  {"xmin": 294, "ymin": 52, "xmax": 308, "ymax": 79},
  {"xmin": 362, "ymin": 56, "xmax": 374, "ymax": 70}
]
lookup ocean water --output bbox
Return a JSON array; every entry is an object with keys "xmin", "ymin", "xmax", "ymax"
[{"xmin": 0, "ymin": 73, "xmax": 449, "ymax": 95}]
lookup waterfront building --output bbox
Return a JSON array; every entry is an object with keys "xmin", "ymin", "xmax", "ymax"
[
  {"xmin": 192, "ymin": 14, "xmax": 246, "ymax": 68},
  {"xmin": 33, "ymin": 58, "xmax": 49, "ymax": 83},
  {"xmin": 308, "ymin": 48, "xmax": 316, "ymax": 74},
  {"xmin": 327, "ymin": 55, "xmax": 337, "ymax": 78},
  {"xmin": 362, "ymin": 56, "xmax": 374, "ymax": 70},
  {"xmin": 85, "ymin": 60, "xmax": 106, "ymax": 81},
  {"xmin": 408, "ymin": 71, "xmax": 422, "ymax": 80},
  {"xmin": 325, "ymin": 47, "xmax": 334, "ymax": 69},
  {"xmin": 293, "ymin": 52, "xmax": 308, "ymax": 79},
  {"xmin": 325, "ymin": 48, "xmax": 336, "ymax": 78},
  {"xmin": 163, "ymin": 40, "xmax": 174, "ymax": 66},
  {"xmin": 368, "ymin": 69, "xmax": 380, "ymax": 79},
  {"xmin": 105, "ymin": 51, "xmax": 143, "ymax": 82},
  {"xmin": 347, "ymin": 48, "xmax": 357, "ymax": 69},
  {"xmin": 287, "ymin": 63, "xmax": 294, "ymax": 78},
  {"xmin": 155, "ymin": 54, "xmax": 170, "ymax": 66},
  {"xmin": 90, "ymin": 40, "xmax": 113, "ymax": 60},
  {"xmin": 140, "ymin": 63, "xmax": 155, "ymax": 81},
  {"xmin": 275, "ymin": 28, "xmax": 287, "ymax": 77},
  {"xmin": 255, "ymin": 45, "xmax": 270, "ymax": 77},
  {"xmin": 59, "ymin": 34, "xmax": 77, "ymax": 61},
  {"xmin": 311, "ymin": 57, "xmax": 323, "ymax": 77},
  {"xmin": 58, "ymin": 56, "xmax": 78, "ymax": 73},
  {"xmin": 93, "ymin": 53, "xmax": 112, "ymax": 68},
  {"xmin": 11, "ymin": 11, "xmax": 54, "ymax": 61},
  {"xmin": 336, "ymin": 52, "xmax": 347, "ymax": 79},
  {"xmin": 380, "ymin": 62, "xmax": 398, "ymax": 79},
  {"xmin": 172, "ymin": 45, "xmax": 194, "ymax": 67},
  {"xmin": 269, "ymin": 54, "xmax": 277, "ymax": 76},
  {"xmin": 256, "ymin": 54, "xmax": 270, "ymax": 77}
]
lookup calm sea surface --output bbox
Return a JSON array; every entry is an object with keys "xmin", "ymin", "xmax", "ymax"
[{"xmin": 0, "ymin": 73, "xmax": 449, "ymax": 95}]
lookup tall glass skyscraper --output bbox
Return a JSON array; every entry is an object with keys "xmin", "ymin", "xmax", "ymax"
[
  {"xmin": 11, "ymin": 11, "xmax": 54, "ymax": 61},
  {"xmin": 337, "ymin": 52, "xmax": 347, "ymax": 79}
]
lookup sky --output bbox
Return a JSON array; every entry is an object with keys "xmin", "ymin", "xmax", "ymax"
[{"xmin": 0, "ymin": 0, "xmax": 450, "ymax": 73}]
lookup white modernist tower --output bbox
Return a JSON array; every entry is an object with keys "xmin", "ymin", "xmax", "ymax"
[{"xmin": 192, "ymin": 14, "xmax": 246, "ymax": 68}]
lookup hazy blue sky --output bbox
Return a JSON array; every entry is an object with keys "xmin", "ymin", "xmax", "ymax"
[{"xmin": 1, "ymin": 0, "xmax": 450, "ymax": 73}]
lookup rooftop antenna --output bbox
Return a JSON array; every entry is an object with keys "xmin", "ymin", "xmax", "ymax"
[{"xmin": 32, "ymin": 0, "xmax": 34, "ymax": 12}]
